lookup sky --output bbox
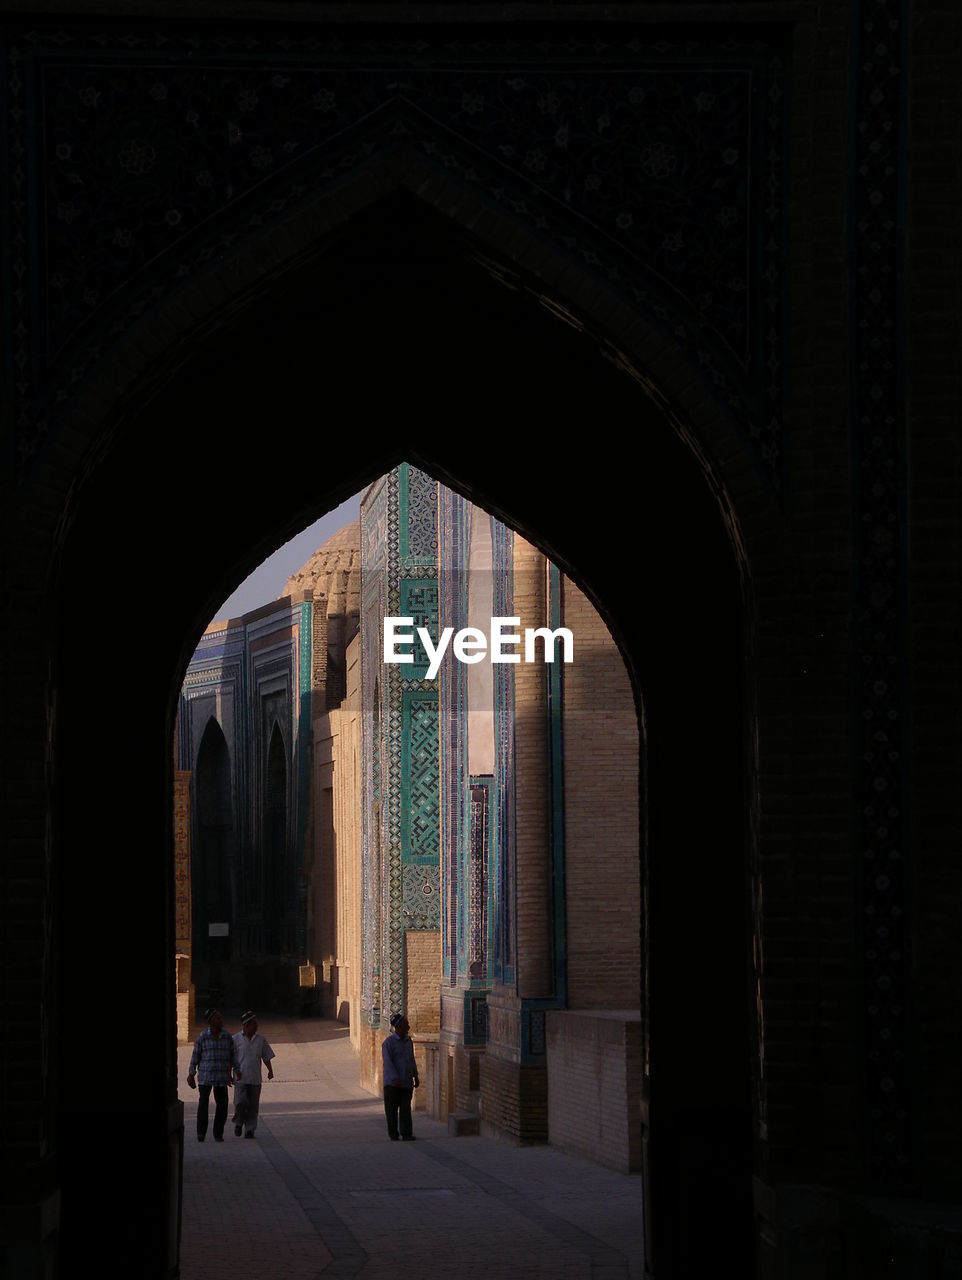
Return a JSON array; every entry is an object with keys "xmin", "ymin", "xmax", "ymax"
[{"xmin": 211, "ymin": 491, "xmax": 362, "ymax": 623}]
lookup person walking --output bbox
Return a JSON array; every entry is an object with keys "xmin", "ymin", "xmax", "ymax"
[
  {"xmin": 186, "ymin": 1009, "xmax": 239, "ymax": 1142},
  {"xmin": 381, "ymin": 1012, "xmax": 419, "ymax": 1141},
  {"xmin": 231, "ymin": 1011, "xmax": 275, "ymax": 1138}
]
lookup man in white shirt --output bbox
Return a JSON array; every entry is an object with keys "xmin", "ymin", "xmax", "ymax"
[{"xmin": 231, "ymin": 1011, "xmax": 276, "ymax": 1138}]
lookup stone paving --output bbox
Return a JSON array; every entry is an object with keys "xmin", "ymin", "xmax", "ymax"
[{"xmin": 178, "ymin": 1015, "xmax": 643, "ymax": 1279}]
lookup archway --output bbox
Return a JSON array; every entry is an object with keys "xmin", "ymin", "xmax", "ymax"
[
  {"xmin": 264, "ymin": 722, "xmax": 289, "ymax": 955},
  {"xmin": 194, "ymin": 717, "xmax": 234, "ymax": 969},
  {"xmin": 50, "ymin": 190, "xmax": 756, "ymax": 1278}
]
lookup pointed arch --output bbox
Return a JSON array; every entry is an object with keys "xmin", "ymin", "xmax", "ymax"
[
  {"xmin": 194, "ymin": 717, "xmax": 234, "ymax": 966},
  {"xmin": 47, "ymin": 183, "xmax": 763, "ymax": 1278},
  {"xmin": 264, "ymin": 720, "xmax": 289, "ymax": 954}
]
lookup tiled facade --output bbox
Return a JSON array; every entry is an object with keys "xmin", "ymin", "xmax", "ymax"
[
  {"xmin": 178, "ymin": 597, "xmax": 313, "ymax": 1009},
  {"xmin": 358, "ymin": 465, "xmax": 443, "ymax": 1094},
  {"xmin": 176, "ymin": 527, "xmax": 359, "ymax": 1018},
  {"xmin": 356, "ymin": 468, "xmax": 641, "ymax": 1157}
]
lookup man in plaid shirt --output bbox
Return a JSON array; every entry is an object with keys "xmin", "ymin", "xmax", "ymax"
[{"xmin": 187, "ymin": 1009, "xmax": 239, "ymax": 1142}]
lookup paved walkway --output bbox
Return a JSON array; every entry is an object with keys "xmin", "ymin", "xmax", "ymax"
[{"xmin": 178, "ymin": 1015, "xmax": 643, "ymax": 1279}]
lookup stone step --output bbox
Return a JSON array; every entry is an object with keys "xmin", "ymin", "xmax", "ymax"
[{"xmin": 448, "ymin": 1111, "xmax": 480, "ymax": 1137}]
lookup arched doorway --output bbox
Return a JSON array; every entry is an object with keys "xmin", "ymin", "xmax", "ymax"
[
  {"xmin": 264, "ymin": 721, "xmax": 289, "ymax": 956},
  {"xmin": 194, "ymin": 717, "xmax": 234, "ymax": 969},
  {"xmin": 50, "ymin": 190, "xmax": 756, "ymax": 1278}
]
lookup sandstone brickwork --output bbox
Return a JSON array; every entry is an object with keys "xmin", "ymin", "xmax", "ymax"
[
  {"xmin": 561, "ymin": 580, "xmax": 641, "ymax": 1010},
  {"xmin": 312, "ymin": 634, "xmax": 362, "ymax": 1041},
  {"xmin": 546, "ymin": 1011, "xmax": 642, "ymax": 1174}
]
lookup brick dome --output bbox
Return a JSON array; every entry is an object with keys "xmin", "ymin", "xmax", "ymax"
[{"xmin": 280, "ymin": 519, "xmax": 360, "ymax": 618}]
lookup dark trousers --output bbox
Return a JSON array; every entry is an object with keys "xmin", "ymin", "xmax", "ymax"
[
  {"xmin": 197, "ymin": 1083, "xmax": 229, "ymax": 1139},
  {"xmin": 383, "ymin": 1084, "xmax": 414, "ymax": 1139}
]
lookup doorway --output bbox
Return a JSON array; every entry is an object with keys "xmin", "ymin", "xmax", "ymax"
[{"xmin": 51, "ymin": 191, "xmax": 756, "ymax": 1277}]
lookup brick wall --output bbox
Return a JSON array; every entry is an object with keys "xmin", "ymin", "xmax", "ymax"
[
  {"xmin": 479, "ymin": 1053, "xmax": 548, "ymax": 1144},
  {"xmin": 511, "ymin": 536, "xmax": 553, "ymax": 997},
  {"xmin": 546, "ymin": 1010, "xmax": 641, "ymax": 1174},
  {"xmin": 358, "ymin": 1022, "xmax": 382, "ymax": 1099},
  {"xmin": 404, "ymin": 929, "xmax": 441, "ymax": 1034},
  {"xmin": 310, "ymin": 731, "xmax": 335, "ymax": 1014},
  {"xmin": 430, "ymin": 1042, "xmax": 483, "ymax": 1121},
  {"xmin": 313, "ymin": 634, "xmax": 362, "ymax": 1043},
  {"xmin": 561, "ymin": 580, "xmax": 640, "ymax": 1010}
]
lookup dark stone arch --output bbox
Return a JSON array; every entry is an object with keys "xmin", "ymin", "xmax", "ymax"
[{"xmin": 49, "ymin": 186, "xmax": 757, "ymax": 1279}]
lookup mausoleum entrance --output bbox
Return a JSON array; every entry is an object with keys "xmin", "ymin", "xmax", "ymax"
[{"xmin": 51, "ymin": 191, "xmax": 756, "ymax": 1277}]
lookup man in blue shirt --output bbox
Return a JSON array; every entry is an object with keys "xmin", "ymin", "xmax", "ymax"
[
  {"xmin": 186, "ymin": 1009, "xmax": 239, "ymax": 1142},
  {"xmin": 381, "ymin": 1012, "xmax": 420, "ymax": 1141}
]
